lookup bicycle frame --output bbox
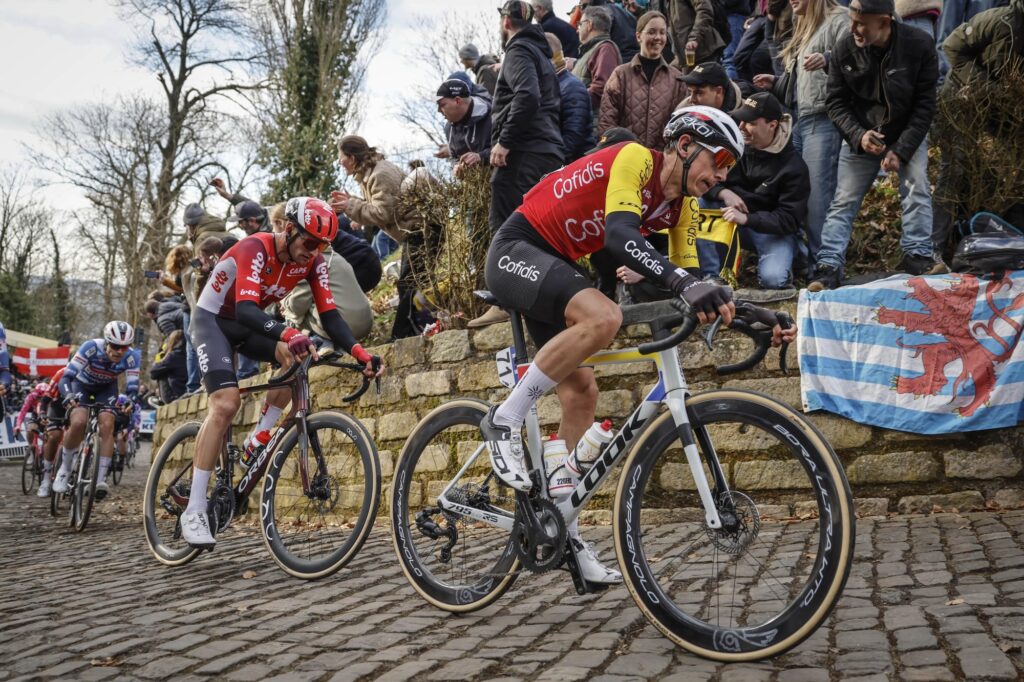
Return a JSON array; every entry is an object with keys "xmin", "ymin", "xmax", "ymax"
[{"xmin": 436, "ymin": 342, "xmax": 728, "ymax": 534}]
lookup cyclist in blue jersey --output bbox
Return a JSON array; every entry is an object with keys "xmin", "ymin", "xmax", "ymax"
[{"xmin": 50, "ymin": 321, "xmax": 140, "ymax": 500}]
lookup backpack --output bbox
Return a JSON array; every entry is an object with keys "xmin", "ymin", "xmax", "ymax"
[{"xmin": 951, "ymin": 212, "xmax": 1024, "ymax": 277}]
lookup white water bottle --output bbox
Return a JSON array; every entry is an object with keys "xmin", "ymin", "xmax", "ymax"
[
  {"xmin": 566, "ymin": 419, "xmax": 614, "ymax": 476},
  {"xmin": 543, "ymin": 435, "xmax": 575, "ymax": 499}
]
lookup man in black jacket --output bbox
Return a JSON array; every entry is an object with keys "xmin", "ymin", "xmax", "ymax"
[
  {"xmin": 809, "ymin": 0, "xmax": 945, "ymax": 291},
  {"xmin": 435, "ymin": 78, "xmax": 493, "ymax": 175},
  {"xmin": 700, "ymin": 92, "xmax": 809, "ymax": 290},
  {"xmin": 474, "ymin": 0, "xmax": 565, "ymax": 328},
  {"xmin": 533, "ymin": 0, "xmax": 580, "ymax": 58}
]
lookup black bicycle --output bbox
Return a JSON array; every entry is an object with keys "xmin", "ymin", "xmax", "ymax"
[
  {"xmin": 48, "ymin": 404, "xmax": 104, "ymax": 532},
  {"xmin": 143, "ymin": 352, "xmax": 381, "ymax": 580}
]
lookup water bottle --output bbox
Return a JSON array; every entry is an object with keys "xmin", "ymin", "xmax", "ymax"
[
  {"xmin": 240, "ymin": 430, "xmax": 271, "ymax": 470},
  {"xmin": 543, "ymin": 435, "xmax": 575, "ymax": 499},
  {"xmin": 566, "ymin": 419, "xmax": 614, "ymax": 476}
]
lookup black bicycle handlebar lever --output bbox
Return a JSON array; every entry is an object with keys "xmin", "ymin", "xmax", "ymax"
[{"xmin": 638, "ymin": 300, "xmax": 699, "ymax": 355}]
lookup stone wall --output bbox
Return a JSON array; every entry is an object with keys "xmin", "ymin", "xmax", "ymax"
[{"xmin": 155, "ymin": 302, "xmax": 1024, "ymax": 517}]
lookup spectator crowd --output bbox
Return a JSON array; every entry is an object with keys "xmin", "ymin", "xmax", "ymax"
[{"xmin": 141, "ymin": 0, "xmax": 1024, "ymax": 394}]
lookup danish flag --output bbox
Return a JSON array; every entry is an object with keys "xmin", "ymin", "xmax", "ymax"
[{"xmin": 12, "ymin": 346, "xmax": 70, "ymax": 377}]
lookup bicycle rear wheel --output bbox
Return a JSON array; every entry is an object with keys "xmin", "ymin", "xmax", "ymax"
[
  {"xmin": 614, "ymin": 389, "xmax": 855, "ymax": 661},
  {"xmin": 50, "ymin": 452, "xmax": 64, "ymax": 517},
  {"xmin": 390, "ymin": 398, "xmax": 519, "ymax": 613},
  {"xmin": 111, "ymin": 452, "xmax": 124, "ymax": 485},
  {"xmin": 142, "ymin": 422, "xmax": 203, "ymax": 566},
  {"xmin": 73, "ymin": 433, "xmax": 101, "ymax": 532},
  {"xmin": 261, "ymin": 412, "xmax": 380, "ymax": 579}
]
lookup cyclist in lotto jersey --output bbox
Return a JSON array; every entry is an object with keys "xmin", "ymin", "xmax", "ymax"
[
  {"xmin": 182, "ymin": 197, "xmax": 382, "ymax": 548},
  {"xmin": 49, "ymin": 321, "xmax": 140, "ymax": 500},
  {"xmin": 482, "ymin": 106, "xmax": 796, "ymax": 584}
]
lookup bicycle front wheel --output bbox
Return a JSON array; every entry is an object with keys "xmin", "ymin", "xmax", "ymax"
[
  {"xmin": 262, "ymin": 411, "xmax": 381, "ymax": 580},
  {"xmin": 390, "ymin": 398, "xmax": 519, "ymax": 613},
  {"xmin": 21, "ymin": 448, "xmax": 36, "ymax": 495},
  {"xmin": 142, "ymin": 422, "xmax": 203, "ymax": 566},
  {"xmin": 73, "ymin": 433, "xmax": 101, "ymax": 532},
  {"xmin": 112, "ymin": 452, "xmax": 124, "ymax": 485},
  {"xmin": 614, "ymin": 389, "xmax": 855, "ymax": 661},
  {"xmin": 50, "ymin": 452, "xmax": 64, "ymax": 517}
]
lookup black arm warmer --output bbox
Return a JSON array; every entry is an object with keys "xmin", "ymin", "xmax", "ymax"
[
  {"xmin": 319, "ymin": 309, "xmax": 359, "ymax": 356},
  {"xmin": 236, "ymin": 300, "xmax": 290, "ymax": 341},
  {"xmin": 603, "ymin": 212, "xmax": 695, "ymax": 297}
]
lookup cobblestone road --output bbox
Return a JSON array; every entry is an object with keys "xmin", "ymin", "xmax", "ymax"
[{"xmin": 1, "ymin": 447, "xmax": 1023, "ymax": 681}]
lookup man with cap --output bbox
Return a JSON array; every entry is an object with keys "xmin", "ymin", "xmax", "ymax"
[
  {"xmin": 434, "ymin": 78, "xmax": 493, "ymax": 175},
  {"xmin": 211, "ymin": 178, "xmax": 270, "ymax": 235},
  {"xmin": 698, "ymin": 91, "xmax": 809, "ymax": 291},
  {"xmin": 458, "ymin": 43, "xmax": 500, "ymax": 96},
  {"xmin": 809, "ymin": 0, "xmax": 944, "ymax": 291},
  {"xmin": 532, "ymin": 0, "xmax": 580, "ymax": 58},
  {"xmin": 471, "ymin": 0, "xmax": 564, "ymax": 328},
  {"xmin": 573, "ymin": 4, "xmax": 622, "ymax": 132},
  {"xmin": 676, "ymin": 61, "xmax": 747, "ymax": 113}
]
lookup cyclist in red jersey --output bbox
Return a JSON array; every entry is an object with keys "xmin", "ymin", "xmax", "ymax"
[
  {"xmin": 182, "ymin": 197, "xmax": 382, "ymax": 548},
  {"xmin": 481, "ymin": 106, "xmax": 798, "ymax": 583}
]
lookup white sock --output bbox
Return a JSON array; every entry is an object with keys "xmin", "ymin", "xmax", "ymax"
[
  {"xmin": 42, "ymin": 459, "xmax": 52, "ymax": 473},
  {"xmin": 494, "ymin": 365, "xmax": 557, "ymax": 428},
  {"xmin": 98, "ymin": 456, "xmax": 111, "ymax": 484},
  {"xmin": 60, "ymin": 448, "xmax": 76, "ymax": 474},
  {"xmin": 251, "ymin": 404, "xmax": 283, "ymax": 438},
  {"xmin": 186, "ymin": 468, "xmax": 213, "ymax": 515}
]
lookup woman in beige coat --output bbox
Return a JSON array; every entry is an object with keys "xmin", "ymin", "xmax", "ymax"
[{"xmin": 330, "ymin": 135, "xmax": 406, "ymax": 244}]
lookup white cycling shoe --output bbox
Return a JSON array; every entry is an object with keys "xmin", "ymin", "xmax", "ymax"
[
  {"xmin": 571, "ymin": 535, "xmax": 622, "ymax": 584},
  {"xmin": 94, "ymin": 481, "xmax": 109, "ymax": 501},
  {"xmin": 181, "ymin": 511, "xmax": 216, "ymax": 547},
  {"xmin": 52, "ymin": 469, "xmax": 71, "ymax": 494},
  {"xmin": 37, "ymin": 477, "xmax": 52, "ymax": 497},
  {"xmin": 480, "ymin": 406, "xmax": 531, "ymax": 492}
]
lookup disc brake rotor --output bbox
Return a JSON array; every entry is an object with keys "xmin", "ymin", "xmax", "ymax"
[{"xmin": 704, "ymin": 490, "xmax": 761, "ymax": 555}]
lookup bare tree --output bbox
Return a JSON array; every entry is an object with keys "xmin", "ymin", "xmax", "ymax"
[{"xmin": 393, "ymin": 10, "xmax": 501, "ymax": 152}]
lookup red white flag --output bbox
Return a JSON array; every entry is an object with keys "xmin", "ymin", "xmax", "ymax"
[{"xmin": 12, "ymin": 346, "xmax": 70, "ymax": 377}]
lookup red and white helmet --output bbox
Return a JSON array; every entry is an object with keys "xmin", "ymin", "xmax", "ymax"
[
  {"xmin": 35, "ymin": 382, "xmax": 49, "ymax": 393},
  {"xmin": 103, "ymin": 320, "xmax": 134, "ymax": 346},
  {"xmin": 285, "ymin": 197, "xmax": 339, "ymax": 244}
]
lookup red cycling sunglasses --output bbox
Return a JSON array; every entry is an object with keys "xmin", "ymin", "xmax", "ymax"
[
  {"xmin": 301, "ymin": 236, "xmax": 329, "ymax": 252},
  {"xmin": 695, "ymin": 141, "xmax": 737, "ymax": 171}
]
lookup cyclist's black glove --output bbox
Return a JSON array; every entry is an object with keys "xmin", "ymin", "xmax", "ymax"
[
  {"xmin": 63, "ymin": 392, "xmax": 82, "ymax": 408},
  {"xmin": 679, "ymin": 278, "xmax": 733, "ymax": 317}
]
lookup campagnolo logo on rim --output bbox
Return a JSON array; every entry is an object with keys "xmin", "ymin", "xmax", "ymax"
[
  {"xmin": 552, "ymin": 160, "xmax": 605, "ymax": 199},
  {"xmin": 497, "ymin": 255, "xmax": 539, "ymax": 282}
]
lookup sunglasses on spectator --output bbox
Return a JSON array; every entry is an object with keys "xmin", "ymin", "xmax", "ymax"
[{"xmin": 695, "ymin": 141, "xmax": 737, "ymax": 171}]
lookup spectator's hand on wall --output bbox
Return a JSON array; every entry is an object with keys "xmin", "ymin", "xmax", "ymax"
[
  {"xmin": 753, "ymin": 73, "xmax": 775, "ymax": 90},
  {"xmin": 717, "ymin": 189, "xmax": 748, "ymax": 213},
  {"xmin": 722, "ymin": 206, "xmax": 749, "ymax": 226},
  {"xmin": 435, "ymin": 144, "xmax": 451, "ymax": 159},
  {"xmin": 802, "ymin": 53, "xmax": 826, "ymax": 72},
  {"xmin": 616, "ymin": 266, "xmax": 646, "ymax": 284},
  {"xmin": 880, "ymin": 151, "xmax": 901, "ymax": 173},
  {"xmin": 330, "ymin": 191, "xmax": 351, "ymax": 213},
  {"xmin": 491, "ymin": 143, "xmax": 510, "ymax": 168}
]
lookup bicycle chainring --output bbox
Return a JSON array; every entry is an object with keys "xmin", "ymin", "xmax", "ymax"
[
  {"xmin": 513, "ymin": 496, "xmax": 567, "ymax": 573},
  {"xmin": 209, "ymin": 482, "xmax": 236, "ymax": 534},
  {"xmin": 704, "ymin": 490, "xmax": 760, "ymax": 555}
]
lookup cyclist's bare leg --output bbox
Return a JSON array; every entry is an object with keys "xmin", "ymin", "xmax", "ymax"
[
  {"xmin": 555, "ymin": 368, "xmax": 598, "ymax": 449},
  {"xmin": 43, "ymin": 428, "xmax": 61, "ymax": 463},
  {"xmin": 61, "ymin": 406, "xmax": 88, "ymax": 453},
  {"xmin": 194, "ymin": 387, "xmax": 241, "ymax": 472},
  {"xmin": 95, "ymin": 412, "xmax": 116, "ymax": 488}
]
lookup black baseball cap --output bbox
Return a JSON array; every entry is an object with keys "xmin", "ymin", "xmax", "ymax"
[
  {"xmin": 849, "ymin": 0, "xmax": 894, "ymax": 14},
  {"xmin": 498, "ymin": 0, "xmax": 533, "ymax": 20},
  {"xmin": 227, "ymin": 200, "xmax": 265, "ymax": 223},
  {"xmin": 680, "ymin": 62, "xmax": 730, "ymax": 89},
  {"xmin": 588, "ymin": 127, "xmax": 639, "ymax": 154},
  {"xmin": 730, "ymin": 91, "xmax": 783, "ymax": 123},
  {"xmin": 436, "ymin": 78, "xmax": 471, "ymax": 101}
]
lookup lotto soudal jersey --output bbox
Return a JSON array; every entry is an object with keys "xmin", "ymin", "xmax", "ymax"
[
  {"xmin": 196, "ymin": 232, "xmax": 336, "ymax": 319},
  {"xmin": 61, "ymin": 339, "xmax": 140, "ymax": 395},
  {"xmin": 517, "ymin": 142, "xmax": 685, "ymax": 260}
]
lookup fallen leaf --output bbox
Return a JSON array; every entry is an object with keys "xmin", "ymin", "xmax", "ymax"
[
  {"xmin": 91, "ymin": 656, "xmax": 123, "ymax": 667},
  {"xmin": 242, "ymin": 569, "xmax": 257, "ymax": 579},
  {"xmin": 945, "ymin": 598, "xmax": 965, "ymax": 606},
  {"xmin": 998, "ymin": 640, "xmax": 1021, "ymax": 654}
]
